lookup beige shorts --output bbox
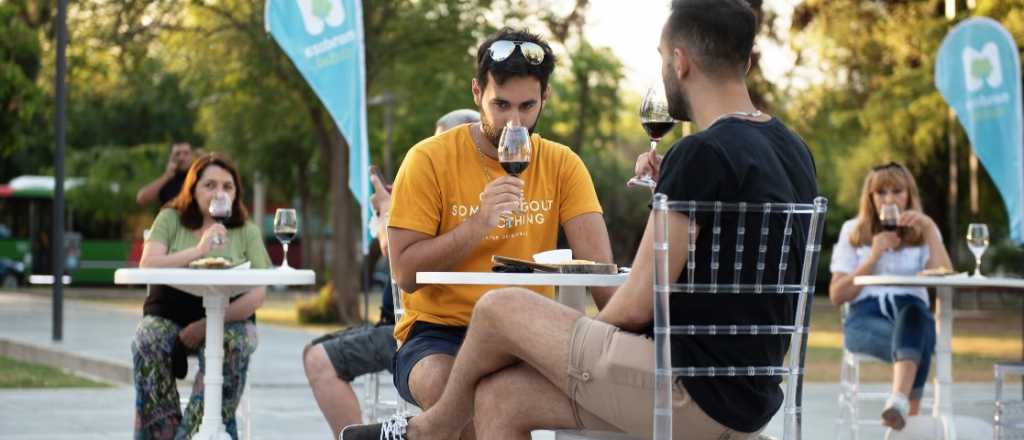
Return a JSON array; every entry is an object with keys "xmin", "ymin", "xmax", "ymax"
[{"xmin": 566, "ymin": 316, "xmax": 761, "ymax": 439}]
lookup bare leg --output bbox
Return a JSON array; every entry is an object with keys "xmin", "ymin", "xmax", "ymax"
[
  {"xmin": 303, "ymin": 344, "xmax": 363, "ymax": 437},
  {"xmin": 892, "ymin": 360, "xmax": 916, "ymax": 399},
  {"xmin": 408, "ymin": 354, "xmax": 475, "ymax": 440},
  {"xmin": 408, "ymin": 288, "xmax": 582, "ymax": 440},
  {"xmin": 473, "ymin": 364, "xmax": 583, "ymax": 440}
]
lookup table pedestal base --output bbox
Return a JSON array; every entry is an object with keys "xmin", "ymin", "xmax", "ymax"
[
  {"xmin": 559, "ymin": 286, "xmax": 587, "ymax": 312},
  {"xmin": 192, "ymin": 294, "xmax": 230, "ymax": 440}
]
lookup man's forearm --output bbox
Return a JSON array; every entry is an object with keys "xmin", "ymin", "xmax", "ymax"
[
  {"xmin": 136, "ymin": 173, "xmax": 172, "ymax": 205},
  {"xmin": 391, "ymin": 216, "xmax": 491, "ymax": 292},
  {"xmin": 563, "ymin": 212, "xmax": 615, "ymax": 309}
]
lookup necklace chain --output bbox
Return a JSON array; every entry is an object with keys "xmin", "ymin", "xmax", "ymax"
[
  {"xmin": 471, "ymin": 123, "xmax": 496, "ymax": 182},
  {"xmin": 708, "ymin": 109, "xmax": 764, "ymax": 128}
]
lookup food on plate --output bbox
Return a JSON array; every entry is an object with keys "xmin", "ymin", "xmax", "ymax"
[
  {"xmin": 188, "ymin": 257, "xmax": 232, "ymax": 269},
  {"xmin": 918, "ymin": 267, "xmax": 955, "ymax": 276}
]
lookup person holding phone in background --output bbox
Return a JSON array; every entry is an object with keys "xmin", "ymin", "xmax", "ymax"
[{"xmin": 301, "ymin": 109, "xmax": 481, "ymax": 437}]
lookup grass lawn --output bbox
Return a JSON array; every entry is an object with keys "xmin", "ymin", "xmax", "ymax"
[{"xmin": 0, "ymin": 356, "xmax": 109, "ymax": 388}]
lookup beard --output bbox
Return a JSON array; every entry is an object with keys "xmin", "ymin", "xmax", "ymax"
[
  {"xmin": 479, "ymin": 103, "xmax": 543, "ymax": 147},
  {"xmin": 663, "ymin": 72, "xmax": 692, "ymax": 122}
]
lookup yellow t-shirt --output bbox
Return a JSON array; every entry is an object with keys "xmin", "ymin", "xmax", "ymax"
[{"xmin": 388, "ymin": 123, "xmax": 603, "ymax": 342}]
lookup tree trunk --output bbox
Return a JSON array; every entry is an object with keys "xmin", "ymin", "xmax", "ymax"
[
  {"xmin": 571, "ymin": 69, "xmax": 590, "ymax": 153},
  {"xmin": 308, "ymin": 103, "xmax": 362, "ymax": 324},
  {"xmin": 330, "ymin": 131, "xmax": 362, "ymax": 324}
]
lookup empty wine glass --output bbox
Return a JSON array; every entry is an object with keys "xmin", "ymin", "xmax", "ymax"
[
  {"xmin": 879, "ymin": 204, "xmax": 900, "ymax": 233},
  {"xmin": 274, "ymin": 208, "xmax": 298, "ymax": 269},
  {"xmin": 209, "ymin": 192, "xmax": 232, "ymax": 245},
  {"xmin": 627, "ymin": 82, "xmax": 677, "ymax": 188},
  {"xmin": 966, "ymin": 223, "xmax": 989, "ymax": 277},
  {"xmin": 498, "ymin": 122, "xmax": 531, "ymax": 178}
]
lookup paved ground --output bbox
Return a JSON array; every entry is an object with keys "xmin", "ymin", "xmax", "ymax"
[{"xmin": 0, "ymin": 290, "xmax": 1013, "ymax": 439}]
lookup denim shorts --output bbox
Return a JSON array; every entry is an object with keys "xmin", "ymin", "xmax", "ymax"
[
  {"xmin": 844, "ymin": 294, "xmax": 935, "ymax": 399},
  {"xmin": 392, "ymin": 322, "xmax": 467, "ymax": 406}
]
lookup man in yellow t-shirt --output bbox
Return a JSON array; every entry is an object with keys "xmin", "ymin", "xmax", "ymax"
[{"xmin": 384, "ymin": 28, "xmax": 614, "ymax": 430}]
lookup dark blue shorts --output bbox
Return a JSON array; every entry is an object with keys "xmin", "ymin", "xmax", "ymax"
[{"xmin": 392, "ymin": 322, "xmax": 467, "ymax": 406}]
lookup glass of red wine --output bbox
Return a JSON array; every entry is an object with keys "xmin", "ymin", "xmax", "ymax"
[
  {"xmin": 879, "ymin": 204, "xmax": 900, "ymax": 233},
  {"xmin": 627, "ymin": 82, "xmax": 677, "ymax": 188},
  {"xmin": 498, "ymin": 122, "xmax": 531, "ymax": 178},
  {"xmin": 274, "ymin": 208, "xmax": 298, "ymax": 270},
  {"xmin": 208, "ymin": 191, "xmax": 232, "ymax": 245}
]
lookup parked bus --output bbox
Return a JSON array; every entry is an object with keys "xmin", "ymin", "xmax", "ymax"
[{"xmin": 0, "ymin": 176, "xmax": 135, "ymax": 285}]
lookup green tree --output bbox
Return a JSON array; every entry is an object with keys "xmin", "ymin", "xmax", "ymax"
[
  {"xmin": 0, "ymin": 1, "xmax": 52, "ymax": 182},
  {"xmin": 787, "ymin": 0, "xmax": 1024, "ymax": 274}
]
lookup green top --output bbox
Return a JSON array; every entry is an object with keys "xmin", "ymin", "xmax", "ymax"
[{"xmin": 148, "ymin": 208, "xmax": 271, "ymax": 269}]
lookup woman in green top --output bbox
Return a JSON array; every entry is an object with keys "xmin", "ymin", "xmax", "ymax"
[{"xmin": 131, "ymin": 153, "xmax": 271, "ymax": 440}]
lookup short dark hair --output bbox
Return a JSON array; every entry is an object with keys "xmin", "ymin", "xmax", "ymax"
[
  {"xmin": 475, "ymin": 28, "xmax": 556, "ymax": 94},
  {"xmin": 665, "ymin": 0, "xmax": 758, "ymax": 77},
  {"xmin": 170, "ymin": 153, "xmax": 249, "ymax": 230}
]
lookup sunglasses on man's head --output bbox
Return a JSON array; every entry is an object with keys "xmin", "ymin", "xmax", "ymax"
[{"xmin": 488, "ymin": 40, "xmax": 546, "ymax": 65}]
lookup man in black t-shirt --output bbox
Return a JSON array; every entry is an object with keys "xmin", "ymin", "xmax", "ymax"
[
  {"xmin": 341, "ymin": 1, "xmax": 818, "ymax": 439},
  {"xmin": 136, "ymin": 142, "xmax": 193, "ymax": 206}
]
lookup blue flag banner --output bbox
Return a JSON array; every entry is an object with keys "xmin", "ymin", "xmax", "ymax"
[
  {"xmin": 265, "ymin": 0, "xmax": 371, "ymax": 253},
  {"xmin": 936, "ymin": 17, "xmax": 1024, "ymax": 243}
]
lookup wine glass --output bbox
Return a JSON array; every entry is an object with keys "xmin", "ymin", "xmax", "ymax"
[
  {"xmin": 627, "ymin": 82, "xmax": 677, "ymax": 188},
  {"xmin": 209, "ymin": 192, "xmax": 232, "ymax": 245},
  {"xmin": 966, "ymin": 223, "xmax": 989, "ymax": 277},
  {"xmin": 879, "ymin": 204, "xmax": 901, "ymax": 233},
  {"xmin": 274, "ymin": 208, "xmax": 298, "ymax": 269},
  {"xmin": 498, "ymin": 122, "xmax": 531, "ymax": 178}
]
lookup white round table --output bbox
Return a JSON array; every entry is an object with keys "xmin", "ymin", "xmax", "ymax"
[
  {"xmin": 854, "ymin": 274, "xmax": 1024, "ymax": 439},
  {"xmin": 115, "ymin": 268, "xmax": 314, "ymax": 440},
  {"xmin": 416, "ymin": 271, "xmax": 628, "ymax": 312}
]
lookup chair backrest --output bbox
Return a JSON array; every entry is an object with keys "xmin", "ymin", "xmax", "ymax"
[{"xmin": 651, "ymin": 195, "xmax": 828, "ymax": 440}]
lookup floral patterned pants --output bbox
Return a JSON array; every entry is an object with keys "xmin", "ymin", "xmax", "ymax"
[{"xmin": 131, "ymin": 316, "xmax": 257, "ymax": 440}]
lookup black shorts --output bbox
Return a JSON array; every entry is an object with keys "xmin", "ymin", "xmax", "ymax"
[
  {"xmin": 392, "ymin": 322, "xmax": 467, "ymax": 406},
  {"xmin": 309, "ymin": 324, "xmax": 397, "ymax": 382}
]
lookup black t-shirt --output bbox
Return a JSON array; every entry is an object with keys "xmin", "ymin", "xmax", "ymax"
[
  {"xmin": 650, "ymin": 117, "xmax": 818, "ymax": 433},
  {"xmin": 143, "ymin": 286, "xmax": 254, "ymax": 327},
  {"xmin": 158, "ymin": 172, "xmax": 187, "ymax": 205}
]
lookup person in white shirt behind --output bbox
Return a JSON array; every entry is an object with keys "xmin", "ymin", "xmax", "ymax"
[{"xmin": 828, "ymin": 161, "xmax": 952, "ymax": 431}]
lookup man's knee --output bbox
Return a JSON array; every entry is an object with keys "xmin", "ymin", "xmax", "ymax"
[
  {"xmin": 409, "ymin": 355, "xmax": 453, "ymax": 408},
  {"xmin": 475, "ymin": 288, "xmax": 531, "ymax": 320},
  {"xmin": 303, "ymin": 344, "xmax": 337, "ymax": 382}
]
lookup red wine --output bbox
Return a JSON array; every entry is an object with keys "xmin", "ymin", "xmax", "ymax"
[
  {"xmin": 501, "ymin": 161, "xmax": 529, "ymax": 176},
  {"xmin": 275, "ymin": 231, "xmax": 296, "ymax": 243},
  {"xmin": 881, "ymin": 224, "xmax": 898, "ymax": 232},
  {"xmin": 642, "ymin": 121, "xmax": 676, "ymax": 140},
  {"xmin": 212, "ymin": 214, "xmax": 230, "ymax": 223}
]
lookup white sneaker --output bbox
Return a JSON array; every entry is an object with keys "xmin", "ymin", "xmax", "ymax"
[{"xmin": 881, "ymin": 392, "xmax": 910, "ymax": 430}]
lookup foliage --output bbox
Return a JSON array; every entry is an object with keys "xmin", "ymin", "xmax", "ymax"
[
  {"xmin": 296, "ymin": 281, "xmax": 340, "ymax": 324},
  {"xmin": 64, "ymin": 143, "xmax": 168, "ymax": 239},
  {"xmin": 786, "ymin": 0, "xmax": 1024, "ymax": 274},
  {"xmin": 0, "ymin": 1, "xmax": 51, "ymax": 182}
]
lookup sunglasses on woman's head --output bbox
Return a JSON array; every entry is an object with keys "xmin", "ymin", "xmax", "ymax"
[
  {"xmin": 872, "ymin": 161, "xmax": 902, "ymax": 171},
  {"xmin": 488, "ymin": 40, "xmax": 546, "ymax": 65}
]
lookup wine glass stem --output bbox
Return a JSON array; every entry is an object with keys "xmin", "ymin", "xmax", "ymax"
[
  {"xmin": 974, "ymin": 256, "xmax": 981, "ymax": 277},
  {"xmin": 648, "ymin": 139, "xmax": 658, "ymax": 177},
  {"xmin": 282, "ymin": 243, "xmax": 290, "ymax": 268}
]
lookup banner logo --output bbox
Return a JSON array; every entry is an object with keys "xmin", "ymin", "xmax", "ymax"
[
  {"xmin": 296, "ymin": 0, "xmax": 345, "ymax": 35},
  {"xmin": 962, "ymin": 42, "xmax": 1003, "ymax": 91}
]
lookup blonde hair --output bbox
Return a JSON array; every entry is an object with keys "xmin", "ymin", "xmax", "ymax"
[{"xmin": 849, "ymin": 162, "xmax": 925, "ymax": 247}]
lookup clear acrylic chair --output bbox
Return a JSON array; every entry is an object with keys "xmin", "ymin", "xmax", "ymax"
[
  {"xmin": 558, "ymin": 196, "xmax": 827, "ymax": 440},
  {"xmin": 835, "ymin": 303, "xmax": 893, "ymax": 440},
  {"xmin": 650, "ymin": 195, "xmax": 828, "ymax": 440},
  {"xmin": 994, "ymin": 361, "xmax": 1024, "ymax": 439},
  {"xmin": 361, "ymin": 277, "xmax": 416, "ymax": 422}
]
